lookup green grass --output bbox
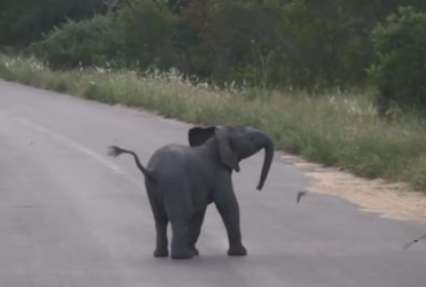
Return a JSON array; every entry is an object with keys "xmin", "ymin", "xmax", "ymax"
[{"xmin": 1, "ymin": 55, "xmax": 426, "ymax": 191}]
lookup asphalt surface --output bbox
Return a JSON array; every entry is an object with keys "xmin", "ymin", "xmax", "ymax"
[{"xmin": 1, "ymin": 79, "xmax": 426, "ymax": 287}]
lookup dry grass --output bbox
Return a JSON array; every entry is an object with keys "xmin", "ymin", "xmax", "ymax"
[{"xmin": 1, "ymin": 55, "xmax": 426, "ymax": 191}]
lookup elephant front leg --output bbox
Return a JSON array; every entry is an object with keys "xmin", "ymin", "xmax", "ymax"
[{"xmin": 214, "ymin": 191, "xmax": 247, "ymax": 256}]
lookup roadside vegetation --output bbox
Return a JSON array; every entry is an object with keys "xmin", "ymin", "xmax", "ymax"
[
  {"xmin": 1, "ymin": 55, "xmax": 426, "ymax": 191},
  {"xmin": 1, "ymin": 1, "xmax": 426, "ymax": 191}
]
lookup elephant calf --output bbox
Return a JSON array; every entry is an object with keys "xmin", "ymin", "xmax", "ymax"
[{"xmin": 108, "ymin": 126, "xmax": 274, "ymax": 259}]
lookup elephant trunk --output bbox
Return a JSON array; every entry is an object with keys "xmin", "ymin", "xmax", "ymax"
[{"xmin": 257, "ymin": 135, "xmax": 274, "ymax": 190}]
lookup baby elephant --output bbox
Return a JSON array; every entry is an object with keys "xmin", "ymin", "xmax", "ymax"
[{"xmin": 108, "ymin": 126, "xmax": 274, "ymax": 259}]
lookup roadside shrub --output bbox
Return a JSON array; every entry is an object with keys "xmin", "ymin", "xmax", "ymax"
[
  {"xmin": 3, "ymin": 55, "xmax": 426, "ymax": 191},
  {"xmin": 32, "ymin": 15, "xmax": 122, "ymax": 69},
  {"xmin": 0, "ymin": 60, "xmax": 14, "ymax": 80},
  {"xmin": 369, "ymin": 7, "xmax": 426, "ymax": 113},
  {"xmin": 117, "ymin": 0, "xmax": 178, "ymax": 69}
]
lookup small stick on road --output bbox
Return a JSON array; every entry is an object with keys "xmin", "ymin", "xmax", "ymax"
[
  {"xmin": 403, "ymin": 233, "xmax": 426, "ymax": 249},
  {"xmin": 296, "ymin": 190, "xmax": 309, "ymax": 204}
]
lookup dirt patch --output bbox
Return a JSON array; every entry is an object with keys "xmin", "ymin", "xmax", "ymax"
[{"xmin": 283, "ymin": 155, "xmax": 426, "ymax": 224}]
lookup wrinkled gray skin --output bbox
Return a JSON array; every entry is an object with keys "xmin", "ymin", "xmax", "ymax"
[{"xmin": 109, "ymin": 126, "xmax": 274, "ymax": 259}]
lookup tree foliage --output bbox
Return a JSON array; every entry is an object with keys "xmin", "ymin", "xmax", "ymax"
[
  {"xmin": 2, "ymin": 0, "xmax": 426, "ymax": 107},
  {"xmin": 0, "ymin": 0, "xmax": 105, "ymax": 48},
  {"xmin": 369, "ymin": 7, "xmax": 426, "ymax": 112},
  {"xmin": 32, "ymin": 15, "xmax": 122, "ymax": 69},
  {"xmin": 117, "ymin": 0, "xmax": 178, "ymax": 69}
]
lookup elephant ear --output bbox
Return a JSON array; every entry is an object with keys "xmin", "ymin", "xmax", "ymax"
[
  {"xmin": 215, "ymin": 128, "xmax": 240, "ymax": 172},
  {"xmin": 188, "ymin": 126, "xmax": 216, "ymax": 147}
]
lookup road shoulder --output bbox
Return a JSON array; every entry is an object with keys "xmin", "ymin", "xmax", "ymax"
[{"xmin": 284, "ymin": 154, "xmax": 426, "ymax": 224}]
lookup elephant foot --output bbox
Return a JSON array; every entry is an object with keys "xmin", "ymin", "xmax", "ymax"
[
  {"xmin": 153, "ymin": 248, "xmax": 169, "ymax": 258},
  {"xmin": 227, "ymin": 245, "xmax": 247, "ymax": 256},
  {"xmin": 171, "ymin": 249, "xmax": 194, "ymax": 260}
]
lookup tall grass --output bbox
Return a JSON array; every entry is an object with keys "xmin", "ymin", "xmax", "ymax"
[{"xmin": 1, "ymin": 55, "xmax": 426, "ymax": 191}]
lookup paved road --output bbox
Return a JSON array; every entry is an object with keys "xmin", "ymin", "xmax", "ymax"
[{"xmin": 1, "ymin": 79, "xmax": 425, "ymax": 287}]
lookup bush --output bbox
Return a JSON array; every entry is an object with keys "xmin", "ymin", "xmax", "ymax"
[
  {"xmin": 32, "ymin": 15, "xmax": 122, "ymax": 69},
  {"xmin": 369, "ymin": 6, "xmax": 426, "ymax": 113},
  {"xmin": 3, "ymin": 55, "xmax": 426, "ymax": 191},
  {"xmin": 117, "ymin": 0, "xmax": 178, "ymax": 69}
]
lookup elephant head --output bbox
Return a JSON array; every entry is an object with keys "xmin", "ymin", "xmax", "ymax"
[{"xmin": 188, "ymin": 126, "xmax": 274, "ymax": 190}]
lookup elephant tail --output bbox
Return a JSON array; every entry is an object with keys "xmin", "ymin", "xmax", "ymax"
[{"xmin": 108, "ymin": 145, "xmax": 155, "ymax": 181}]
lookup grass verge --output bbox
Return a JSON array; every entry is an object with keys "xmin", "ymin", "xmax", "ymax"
[{"xmin": 1, "ymin": 55, "xmax": 426, "ymax": 192}]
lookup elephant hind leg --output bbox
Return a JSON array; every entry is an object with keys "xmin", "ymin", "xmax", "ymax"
[
  {"xmin": 146, "ymin": 185, "xmax": 169, "ymax": 257},
  {"xmin": 189, "ymin": 207, "xmax": 207, "ymax": 256},
  {"xmin": 170, "ymin": 219, "xmax": 194, "ymax": 259},
  {"xmin": 164, "ymin": 199, "xmax": 194, "ymax": 258},
  {"xmin": 153, "ymin": 218, "xmax": 169, "ymax": 257},
  {"xmin": 162, "ymin": 184, "xmax": 194, "ymax": 259}
]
